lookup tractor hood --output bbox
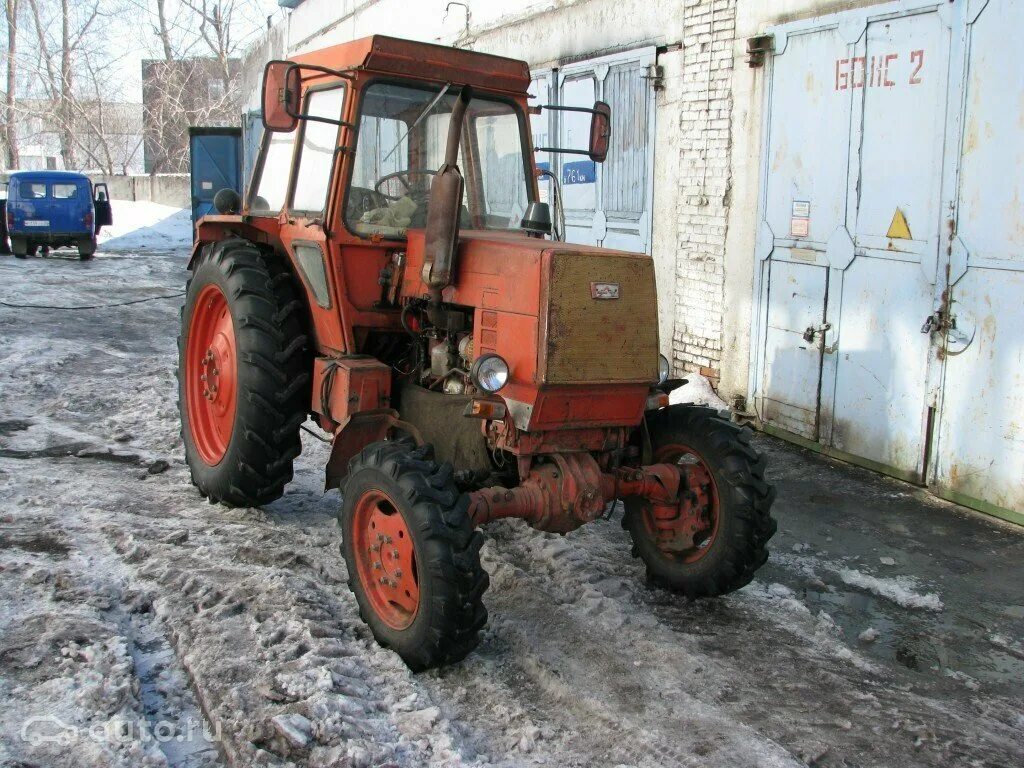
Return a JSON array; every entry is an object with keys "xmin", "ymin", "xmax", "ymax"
[{"xmin": 403, "ymin": 228, "xmax": 660, "ymax": 395}]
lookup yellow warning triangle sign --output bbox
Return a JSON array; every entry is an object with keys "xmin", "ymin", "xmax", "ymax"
[{"xmin": 886, "ymin": 208, "xmax": 912, "ymax": 240}]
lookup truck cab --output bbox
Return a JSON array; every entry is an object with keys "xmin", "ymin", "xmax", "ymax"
[{"xmin": 5, "ymin": 171, "xmax": 112, "ymax": 260}]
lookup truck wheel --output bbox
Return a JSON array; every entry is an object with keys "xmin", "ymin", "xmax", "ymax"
[
  {"xmin": 78, "ymin": 236, "xmax": 97, "ymax": 260},
  {"xmin": 340, "ymin": 442, "xmax": 488, "ymax": 671},
  {"xmin": 623, "ymin": 405, "xmax": 777, "ymax": 597},
  {"xmin": 178, "ymin": 239, "xmax": 310, "ymax": 507},
  {"xmin": 12, "ymin": 238, "xmax": 33, "ymax": 258}
]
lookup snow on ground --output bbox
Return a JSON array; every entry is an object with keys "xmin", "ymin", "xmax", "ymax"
[
  {"xmin": 1, "ymin": 230, "xmax": 1023, "ymax": 767},
  {"xmin": 837, "ymin": 568, "xmax": 944, "ymax": 612},
  {"xmin": 97, "ymin": 201, "xmax": 193, "ymax": 251}
]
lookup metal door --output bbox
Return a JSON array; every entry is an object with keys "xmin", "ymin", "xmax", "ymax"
[
  {"xmin": 751, "ymin": 1, "xmax": 954, "ymax": 483},
  {"xmin": 932, "ymin": 0, "xmax": 1024, "ymax": 523},
  {"xmin": 532, "ymin": 47, "xmax": 656, "ymax": 253},
  {"xmin": 751, "ymin": 23, "xmax": 853, "ymax": 441},
  {"xmin": 826, "ymin": 7, "xmax": 952, "ymax": 480},
  {"xmin": 188, "ymin": 127, "xmax": 242, "ymax": 225},
  {"xmin": 753, "ymin": 0, "xmax": 1024, "ymax": 522}
]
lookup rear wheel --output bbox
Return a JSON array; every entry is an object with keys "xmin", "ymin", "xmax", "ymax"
[
  {"xmin": 177, "ymin": 239, "xmax": 311, "ymax": 506},
  {"xmin": 12, "ymin": 238, "xmax": 33, "ymax": 258},
  {"xmin": 78, "ymin": 236, "xmax": 96, "ymax": 260},
  {"xmin": 340, "ymin": 442, "xmax": 488, "ymax": 671},
  {"xmin": 624, "ymin": 405, "xmax": 777, "ymax": 597}
]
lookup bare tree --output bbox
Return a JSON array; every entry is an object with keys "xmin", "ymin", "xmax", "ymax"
[
  {"xmin": 3, "ymin": 0, "xmax": 18, "ymax": 168},
  {"xmin": 140, "ymin": 0, "xmax": 265, "ymax": 173}
]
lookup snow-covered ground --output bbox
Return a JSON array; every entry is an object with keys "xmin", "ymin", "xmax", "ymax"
[
  {"xmin": 98, "ymin": 201, "xmax": 194, "ymax": 251},
  {"xmin": 1, "ymin": 213, "xmax": 1022, "ymax": 767}
]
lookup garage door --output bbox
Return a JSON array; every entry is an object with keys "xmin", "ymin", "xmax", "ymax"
[
  {"xmin": 531, "ymin": 47, "xmax": 656, "ymax": 254},
  {"xmin": 750, "ymin": 0, "xmax": 1023, "ymax": 524},
  {"xmin": 932, "ymin": 0, "xmax": 1024, "ymax": 521}
]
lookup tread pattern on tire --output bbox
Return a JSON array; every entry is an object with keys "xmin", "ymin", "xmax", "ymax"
[
  {"xmin": 178, "ymin": 238, "xmax": 310, "ymax": 507},
  {"xmin": 342, "ymin": 441, "xmax": 488, "ymax": 671},
  {"xmin": 625, "ymin": 404, "xmax": 777, "ymax": 598}
]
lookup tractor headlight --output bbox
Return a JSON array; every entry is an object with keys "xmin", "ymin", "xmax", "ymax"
[
  {"xmin": 658, "ymin": 354, "xmax": 670, "ymax": 385},
  {"xmin": 471, "ymin": 353, "xmax": 510, "ymax": 393}
]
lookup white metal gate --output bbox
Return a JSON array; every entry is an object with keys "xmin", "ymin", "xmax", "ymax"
[
  {"xmin": 531, "ymin": 47, "xmax": 656, "ymax": 254},
  {"xmin": 751, "ymin": 0, "xmax": 1024, "ymax": 524}
]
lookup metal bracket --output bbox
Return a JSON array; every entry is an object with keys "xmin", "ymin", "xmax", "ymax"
[
  {"xmin": 825, "ymin": 225, "xmax": 855, "ymax": 270},
  {"xmin": 746, "ymin": 35, "xmax": 774, "ymax": 67},
  {"xmin": 642, "ymin": 64, "xmax": 665, "ymax": 89},
  {"xmin": 949, "ymin": 234, "xmax": 970, "ymax": 286},
  {"xmin": 755, "ymin": 219, "xmax": 776, "ymax": 262}
]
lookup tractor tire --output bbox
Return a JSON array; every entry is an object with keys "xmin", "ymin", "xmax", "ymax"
[
  {"xmin": 78, "ymin": 236, "xmax": 96, "ymax": 260},
  {"xmin": 340, "ymin": 442, "xmax": 488, "ymax": 671},
  {"xmin": 623, "ymin": 405, "xmax": 777, "ymax": 598},
  {"xmin": 178, "ymin": 239, "xmax": 310, "ymax": 507}
]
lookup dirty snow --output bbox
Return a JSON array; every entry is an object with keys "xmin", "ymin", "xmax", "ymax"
[
  {"xmin": 669, "ymin": 373, "xmax": 729, "ymax": 410},
  {"xmin": 838, "ymin": 568, "xmax": 944, "ymax": 612},
  {"xmin": 1, "ymin": 226, "xmax": 1023, "ymax": 767}
]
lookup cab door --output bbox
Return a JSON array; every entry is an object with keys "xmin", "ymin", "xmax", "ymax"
[{"xmin": 283, "ymin": 82, "xmax": 351, "ymax": 352}]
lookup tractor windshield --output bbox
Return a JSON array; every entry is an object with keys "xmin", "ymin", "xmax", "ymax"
[{"xmin": 346, "ymin": 82, "xmax": 532, "ymax": 239}]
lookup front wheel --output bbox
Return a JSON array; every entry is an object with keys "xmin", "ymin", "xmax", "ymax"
[
  {"xmin": 624, "ymin": 405, "xmax": 777, "ymax": 597},
  {"xmin": 340, "ymin": 442, "xmax": 488, "ymax": 671}
]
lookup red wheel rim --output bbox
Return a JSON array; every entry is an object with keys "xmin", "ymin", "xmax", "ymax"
[
  {"xmin": 351, "ymin": 489, "xmax": 420, "ymax": 630},
  {"xmin": 648, "ymin": 443, "xmax": 721, "ymax": 564},
  {"xmin": 185, "ymin": 284, "xmax": 237, "ymax": 465}
]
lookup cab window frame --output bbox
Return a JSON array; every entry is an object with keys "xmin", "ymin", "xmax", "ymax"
[
  {"xmin": 340, "ymin": 77, "xmax": 536, "ymax": 242},
  {"xmin": 247, "ymin": 120, "xmax": 299, "ymax": 217},
  {"xmin": 287, "ymin": 79, "xmax": 349, "ymax": 218}
]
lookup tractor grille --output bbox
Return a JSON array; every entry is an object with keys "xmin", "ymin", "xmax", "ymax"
[{"xmin": 543, "ymin": 251, "xmax": 659, "ymax": 384}]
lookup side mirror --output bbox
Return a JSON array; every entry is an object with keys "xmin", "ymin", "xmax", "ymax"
[
  {"xmin": 262, "ymin": 60, "xmax": 301, "ymax": 132},
  {"xmin": 588, "ymin": 101, "xmax": 611, "ymax": 163}
]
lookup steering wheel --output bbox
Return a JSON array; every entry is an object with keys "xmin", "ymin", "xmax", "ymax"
[{"xmin": 374, "ymin": 169, "xmax": 437, "ymax": 201}]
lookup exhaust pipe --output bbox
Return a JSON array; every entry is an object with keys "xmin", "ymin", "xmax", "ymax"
[{"xmin": 422, "ymin": 85, "xmax": 472, "ymax": 327}]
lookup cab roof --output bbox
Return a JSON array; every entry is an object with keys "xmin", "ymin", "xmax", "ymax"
[
  {"xmin": 293, "ymin": 35, "xmax": 531, "ymax": 95},
  {"xmin": 8, "ymin": 170, "xmax": 90, "ymax": 182}
]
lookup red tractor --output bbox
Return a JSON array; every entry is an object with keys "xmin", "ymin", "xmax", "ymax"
[{"xmin": 180, "ymin": 36, "xmax": 776, "ymax": 670}]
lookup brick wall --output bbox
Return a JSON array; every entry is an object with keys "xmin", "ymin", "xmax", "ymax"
[{"xmin": 671, "ymin": 0, "xmax": 736, "ymax": 375}]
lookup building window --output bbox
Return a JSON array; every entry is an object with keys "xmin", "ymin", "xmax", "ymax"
[{"xmin": 208, "ymin": 78, "xmax": 226, "ymax": 101}]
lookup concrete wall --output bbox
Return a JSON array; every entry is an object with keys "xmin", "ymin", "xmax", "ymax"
[{"xmin": 1, "ymin": 172, "xmax": 190, "ymax": 207}]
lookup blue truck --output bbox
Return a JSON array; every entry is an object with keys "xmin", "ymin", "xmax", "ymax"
[{"xmin": 2, "ymin": 171, "xmax": 113, "ymax": 260}]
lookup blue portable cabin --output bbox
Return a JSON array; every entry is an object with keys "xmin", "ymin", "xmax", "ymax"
[
  {"xmin": 4, "ymin": 170, "xmax": 112, "ymax": 260},
  {"xmin": 188, "ymin": 127, "xmax": 242, "ymax": 228}
]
